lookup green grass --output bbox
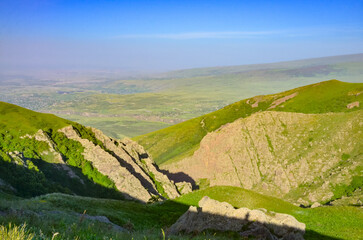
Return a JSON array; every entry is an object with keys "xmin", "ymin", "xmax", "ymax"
[
  {"xmin": 0, "ymin": 102, "xmax": 124, "ymax": 200},
  {"xmin": 1, "ymin": 186, "xmax": 362, "ymax": 239},
  {"xmin": 0, "ymin": 223, "xmax": 34, "ymax": 240},
  {"xmin": 135, "ymin": 80, "xmax": 363, "ymax": 165},
  {"xmin": 175, "ymin": 186, "xmax": 363, "ymax": 240},
  {"xmin": 64, "ymin": 115, "xmax": 172, "ymax": 139},
  {"xmin": 274, "ymin": 80, "xmax": 363, "ymax": 113},
  {"xmin": 0, "ymin": 192, "xmax": 188, "ymax": 239},
  {"xmin": 0, "ymin": 101, "xmax": 71, "ymax": 135}
]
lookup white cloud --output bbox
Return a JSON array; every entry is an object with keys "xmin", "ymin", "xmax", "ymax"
[{"xmin": 113, "ymin": 27, "xmax": 363, "ymax": 40}]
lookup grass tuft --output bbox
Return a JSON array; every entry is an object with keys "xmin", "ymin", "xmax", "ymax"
[{"xmin": 0, "ymin": 223, "xmax": 34, "ymax": 240}]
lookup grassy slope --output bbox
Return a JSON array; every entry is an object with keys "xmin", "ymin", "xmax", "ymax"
[
  {"xmin": 0, "ymin": 101, "xmax": 71, "ymax": 135},
  {"xmin": 134, "ymin": 80, "xmax": 363, "ymax": 165},
  {"xmin": 176, "ymin": 186, "xmax": 363, "ymax": 240},
  {"xmin": 0, "ymin": 192, "xmax": 208, "ymax": 240},
  {"xmin": 0, "ymin": 101, "xmax": 125, "ymax": 199},
  {"xmin": 1, "ymin": 186, "xmax": 361, "ymax": 239}
]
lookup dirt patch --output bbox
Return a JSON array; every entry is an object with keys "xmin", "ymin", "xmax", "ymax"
[
  {"xmin": 348, "ymin": 91, "xmax": 362, "ymax": 96},
  {"xmin": 250, "ymin": 96, "xmax": 265, "ymax": 108},
  {"xmin": 268, "ymin": 92, "xmax": 298, "ymax": 109}
]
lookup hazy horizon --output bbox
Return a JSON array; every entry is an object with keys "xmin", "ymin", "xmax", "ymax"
[{"xmin": 1, "ymin": 0, "xmax": 362, "ymax": 72}]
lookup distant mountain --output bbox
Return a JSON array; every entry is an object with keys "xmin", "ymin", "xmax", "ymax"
[
  {"xmin": 154, "ymin": 53, "xmax": 363, "ymax": 79},
  {"xmin": 135, "ymin": 80, "xmax": 363, "ymax": 205},
  {"xmin": 0, "ymin": 102, "xmax": 186, "ymax": 202}
]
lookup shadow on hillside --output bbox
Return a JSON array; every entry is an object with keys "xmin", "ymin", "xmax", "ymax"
[
  {"xmin": 106, "ymin": 148, "xmax": 161, "ymax": 197},
  {"xmin": 0, "ymin": 160, "xmax": 348, "ymax": 239},
  {"xmin": 159, "ymin": 169, "xmax": 197, "ymax": 189},
  {"xmin": 163, "ymin": 203, "xmax": 343, "ymax": 240},
  {"xmin": 0, "ymin": 193, "xmax": 343, "ymax": 239},
  {"xmin": 0, "ymin": 158, "xmax": 135, "ymax": 201}
]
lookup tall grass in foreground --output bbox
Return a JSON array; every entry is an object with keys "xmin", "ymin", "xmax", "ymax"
[
  {"xmin": 0, "ymin": 223, "xmax": 34, "ymax": 240},
  {"xmin": 0, "ymin": 222, "xmax": 231, "ymax": 240}
]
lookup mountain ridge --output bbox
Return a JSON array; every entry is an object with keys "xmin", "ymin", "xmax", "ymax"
[
  {"xmin": 134, "ymin": 80, "xmax": 363, "ymax": 205},
  {"xmin": 163, "ymin": 110, "xmax": 362, "ymax": 205},
  {"xmin": 134, "ymin": 80, "xmax": 363, "ymax": 166},
  {"xmin": 0, "ymin": 101, "xmax": 186, "ymax": 202}
]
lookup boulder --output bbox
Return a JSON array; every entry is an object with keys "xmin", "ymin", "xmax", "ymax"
[
  {"xmin": 168, "ymin": 196, "xmax": 305, "ymax": 239},
  {"xmin": 175, "ymin": 181, "xmax": 193, "ymax": 195},
  {"xmin": 240, "ymin": 222, "xmax": 277, "ymax": 240},
  {"xmin": 310, "ymin": 202, "xmax": 321, "ymax": 208},
  {"xmin": 346, "ymin": 101, "xmax": 359, "ymax": 109}
]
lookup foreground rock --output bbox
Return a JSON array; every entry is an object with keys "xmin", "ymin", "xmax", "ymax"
[{"xmin": 169, "ymin": 196, "xmax": 305, "ymax": 239}]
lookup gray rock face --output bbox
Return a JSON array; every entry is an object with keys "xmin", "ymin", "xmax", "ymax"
[
  {"xmin": 0, "ymin": 178, "xmax": 16, "ymax": 193},
  {"xmin": 77, "ymin": 213, "xmax": 126, "ymax": 232},
  {"xmin": 175, "ymin": 182, "xmax": 193, "ymax": 195},
  {"xmin": 33, "ymin": 130, "xmax": 84, "ymax": 183},
  {"xmin": 92, "ymin": 129, "xmax": 180, "ymax": 199},
  {"xmin": 310, "ymin": 202, "xmax": 321, "ymax": 208},
  {"xmin": 59, "ymin": 126, "xmax": 180, "ymax": 202},
  {"xmin": 168, "ymin": 196, "xmax": 305, "ymax": 239},
  {"xmin": 164, "ymin": 111, "xmax": 363, "ymax": 204}
]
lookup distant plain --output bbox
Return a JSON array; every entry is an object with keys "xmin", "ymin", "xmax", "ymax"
[{"xmin": 1, "ymin": 54, "xmax": 362, "ymax": 139}]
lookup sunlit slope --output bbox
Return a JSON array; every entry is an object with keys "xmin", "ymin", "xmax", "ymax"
[
  {"xmin": 134, "ymin": 80, "xmax": 363, "ymax": 165},
  {"xmin": 164, "ymin": 110, "xmax": 362, "ymax": 204},
  {"xmin": 0, "ymin": 101, "xmax": 71, "ymax": 134}
]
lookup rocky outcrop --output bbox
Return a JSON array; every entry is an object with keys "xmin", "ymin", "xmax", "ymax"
[
  {"xmin": 310, "ymin": 202, "xmax": 321, "ymax": 208},
  {"xmin": 163, "ymin": 110, "xmax": 363, "ymax": 204},
  {"xmin": 33, "ymin": 130, "xmax": 83, "ymax": 182},
  {"xmin": 77, "ymin": 213, "xmax": 126, "ymax": 232},
  {"xmin": 268, "ymin": 92, "xmax": 298, "ymax": 109},
  {"xmin": 0, "ymin": 178, "xmax": 16, "ymax": 193},
  {"xmin": 347, "ymin": 101, "xmax": 359, "ymax": 109},
  {"xmin": 92, "ymin": 128, "xmax": 180, "ymax": 199},
  {"xmin": 175, "ymin": 182, "xmax": 193, "ymax": 195},
  {"xmin": 168, "ymin": 196, "xmax": 305, "ymax": 239},
  {"xmin": 59, "ymin": 126, "xmax": 180, "ymax": 202}
]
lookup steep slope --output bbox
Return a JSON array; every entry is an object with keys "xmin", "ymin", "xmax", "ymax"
[
  {"xmin": 135, "ymin": 80, "xmax": 363, "ymax": 165},
  {"xmin": 163, "ymin": 110, "xmax": 363, "ymax": 204},
  {"xmin": 0, "ymin": 102, "xmax": 180, "ymax": 202}
]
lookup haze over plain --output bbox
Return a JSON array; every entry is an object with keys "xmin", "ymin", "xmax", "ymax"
[{"xmin": 0, "ymin": 0, "xmax": 362, "ymax": 72}]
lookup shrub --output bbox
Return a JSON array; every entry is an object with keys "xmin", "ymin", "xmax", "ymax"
[{"xmin": 332, "ymin": 176, "xmax": 363, "ymax": 200}]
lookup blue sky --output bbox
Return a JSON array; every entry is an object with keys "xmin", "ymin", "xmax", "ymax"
[{"xmin": 0, "ymin": 0, "xmax": 362, "ymax": 71}]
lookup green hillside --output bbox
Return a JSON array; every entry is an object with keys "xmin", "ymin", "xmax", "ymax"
[
  {"xmin": 0, "ymin": 102, "xmax": 124, "ymax": 199},
  {"xmin": 0, "ymin": 101, "xmax": 71, "ymax": 135},
  {"xmin": 1, "ymin": 186, "xmax": 361, "ymax": 239},
  {"xmin": 134, "ymin": 80, "xmax": 363, "ymax": 165}
]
